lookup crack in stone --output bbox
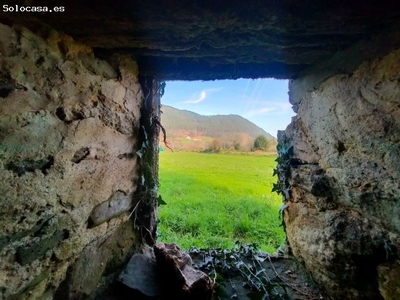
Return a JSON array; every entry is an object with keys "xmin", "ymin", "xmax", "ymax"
[{"xmin": 5, "ymin": 156, "xmax": 55, "ymax": 176}]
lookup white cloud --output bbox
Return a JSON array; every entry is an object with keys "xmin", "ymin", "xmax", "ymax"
[
  {"xmin": 245, "ymin": 102, "xmax": 292, "ymax": 117},
  {"xmin": 245, "ymin": 107, "xmax": 277, "ymax": 117},
  {"xmin": 279, "ymin": 102, "xmax": 292, "ymax": 110},
  {"xmin": 182, "ymin": 88, "xmax": 223, "ymax": 104},
  {"xmin": 183, "ymin": 91, "xmax": 206, "ymax": 104}
]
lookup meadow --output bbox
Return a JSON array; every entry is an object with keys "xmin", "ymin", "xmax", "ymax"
[{"xmin": 157, "ymin": 152, "xmax": 285, "ymax": 253}]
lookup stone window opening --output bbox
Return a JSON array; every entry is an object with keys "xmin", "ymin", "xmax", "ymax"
[{"xmin": 155, "ymin": 79, "xmax": 293, "ymax": 253}]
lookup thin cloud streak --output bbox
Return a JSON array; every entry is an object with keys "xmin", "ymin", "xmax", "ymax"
[
  {"xmin": 245, "ymin": 102, "xmax": 292, "ymax": 117},
  {"xmin": 183, "ymin": 91, "xmax": 206, "ymax": 103},
  {"xmin": 182, "ymin": 88, "xmax": 224, "ymax": 104},
  {"xmin": 245, "ymin": 107, "xmax": 277, "ymax": 117}
]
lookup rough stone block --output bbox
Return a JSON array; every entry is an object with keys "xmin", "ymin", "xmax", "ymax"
[
  {"xmin": 119, "ymin": 254, "xmax": 161, "ymax": 297},
  {"xmin": 88, "ymin": 191, "xmax": 137, "ymax": 228},
  {"xmin": 16, "ymin": 230, "xmax": 68, "ymax": 266}
]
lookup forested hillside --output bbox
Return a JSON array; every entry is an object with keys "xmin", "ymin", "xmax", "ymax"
[{"xmin": 160, "ymin": 105, "xmax": 276, "ymax": 151}]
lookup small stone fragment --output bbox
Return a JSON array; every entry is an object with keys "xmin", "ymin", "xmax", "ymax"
[
  {"xmin": 119, "ymin": 254, "xmax": 161, "ymax": 297},
  {"xmin": 71, "ymin": 147, "xmax": 90, "ymax": 163}
]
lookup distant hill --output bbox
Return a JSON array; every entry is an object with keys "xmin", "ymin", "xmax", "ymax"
[{"xmin": 160, "ymin": 105, "xmax": 276, "ymax": 151}]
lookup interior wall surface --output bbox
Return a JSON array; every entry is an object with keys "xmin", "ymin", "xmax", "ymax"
[
  {"xmin": 280, "ymin": 48, "xmax": 400, "ymax": 300},
  {"xmin": 0, "ymin": 23, "xmax": 147, "ymax": 299}
]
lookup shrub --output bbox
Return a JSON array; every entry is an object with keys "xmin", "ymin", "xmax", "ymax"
[{"xmin": 253, "ymin": 135, "xmax": 269, "ymax": 151}]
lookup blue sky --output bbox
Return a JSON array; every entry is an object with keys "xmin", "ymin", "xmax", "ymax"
[{"xmin": 161, "ymin": 79, "xmax": 295, "ymax": 138}]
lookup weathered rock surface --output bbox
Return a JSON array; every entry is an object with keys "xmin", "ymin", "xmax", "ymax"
[
  {"xmin": 154, "ymin": 243, "xmax": 213, "ymax": 299},
  {"xmin": 0, "ymin": 23, "xmax": 145, "ymax": 299},
  {"xmin": 279, "ymin": 48, "xmax": 400, "ymax": 299},
  {"xmin": 119, "ymin": 253, "xmax": 162, "ymax": 297},
  {"xmin": 117, "ymin": 243, "xmax": 213, "ymax": 299},
  {"xmin": 89, "ymin": 191, "xmax": 138, "ymax": 228}
]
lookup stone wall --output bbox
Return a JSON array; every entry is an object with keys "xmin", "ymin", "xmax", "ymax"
[
  {"xmin": 280, "ymin": 49, "xmax": 400, "ymax": 299},
  {"xmin": 0, "ymin": 23, "xmax": 147, "ymax": 299}
]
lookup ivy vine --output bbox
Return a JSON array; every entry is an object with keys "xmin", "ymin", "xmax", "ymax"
[{"xmin": 271, "ymin": 133, "xmax": 293, "ymax": 233}]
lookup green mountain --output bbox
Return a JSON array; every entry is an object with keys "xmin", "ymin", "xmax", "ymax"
[{"xmin": 160, "ymin": 105, "xmax": 275, "ymax": 151}]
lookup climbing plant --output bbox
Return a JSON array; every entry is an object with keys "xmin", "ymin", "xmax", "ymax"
[{"xmin": 271, "ymin": 133, "xmax": 293, "ymax": 232}]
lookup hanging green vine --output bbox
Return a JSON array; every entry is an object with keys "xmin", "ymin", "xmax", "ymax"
[{"xmin": 271, "ymin": 133, "xmax": 293, "ymax": 233}]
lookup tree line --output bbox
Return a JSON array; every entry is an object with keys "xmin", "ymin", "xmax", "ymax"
[{"xmin": 206, "ymin": 134, "xmax": 275, "ymax": 153}]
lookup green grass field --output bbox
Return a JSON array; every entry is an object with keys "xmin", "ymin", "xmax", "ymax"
[{"xmin": 158, "ymin": 152, "xmax": 285, "ymax": 253}]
